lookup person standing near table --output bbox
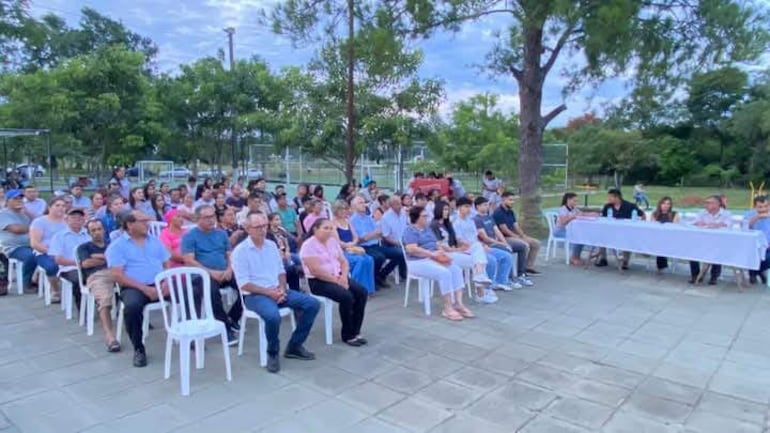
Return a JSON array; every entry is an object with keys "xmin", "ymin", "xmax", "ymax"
[
  {"xmin": 744, "ymin": 195, "xmax": 770, "ymax": 284},
  {"xmin": 689, "ymin": 195, "xmax": 732, "ymax": 284},
  {"xmin": 596, "ymin": 188, "xmax": 644, "ymax": 270},
  {"xmin": 650, "ymin": 197, "xmax": 680, "ymax": 272}
]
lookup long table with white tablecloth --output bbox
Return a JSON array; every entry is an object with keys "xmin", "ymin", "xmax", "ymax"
[{"xmin": 566, "ymin": 218, "xmax": 768, "ymax": 270}]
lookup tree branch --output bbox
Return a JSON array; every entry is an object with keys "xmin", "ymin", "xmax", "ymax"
[
  {"xmin": 510, "ymin": 65, "xmax": 523, "ymax": 81},
  {"xmin": 542, "ymin": 103, "xmax": 567, "ymax": 127},
  {"xmin": 542, "ymin": 25, "xmax": 576, "ymax": 76},
  {"xmin": 415, "ymin": 8, "xmax": 517, "ymax": 34}
]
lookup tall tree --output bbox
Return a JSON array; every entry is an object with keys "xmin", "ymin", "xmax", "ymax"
[
  {"xmin": 385, "ymin": 0, "xmax": 768, "ymax": 232},
  {"xmin": 0, "ymin": 0, "xmax": 29, "ymax": 70}
]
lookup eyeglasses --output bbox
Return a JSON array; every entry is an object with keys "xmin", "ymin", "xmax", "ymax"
[{"xmin": 248, "ymin": 224, "xmax": 268, "ymax": 230}]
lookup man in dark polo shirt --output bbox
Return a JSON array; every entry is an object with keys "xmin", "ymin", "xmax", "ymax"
[
  {"xmin": 493, "ymin": 192, "xmax": 541, "ymax": 275},
  {"xmin": 596, "ymin": 188, "xmax": 645, "ymax": 269}
]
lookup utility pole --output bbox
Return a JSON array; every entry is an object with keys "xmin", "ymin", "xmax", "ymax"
[{"xmin": 224, "ymin": 27, "xmax": 237, "ymax": 172}]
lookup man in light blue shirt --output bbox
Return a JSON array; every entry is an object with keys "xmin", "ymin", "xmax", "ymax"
[
  {"xmin": 106, "ymin": 210, "xmax": 171, "ymax": 367},
  {"xmin": 49, "ymin": 208, "xmax": 91, "ymax": 310},
  {"xmin": 69, "ymin": 184, "xmax": 91, "ymax": 210},
  {"xmin": 745, "ymin": 195, "xmax": 770, "ymax": 284},
  {"xmin": 350, "ymin": 196, "xmax": 405, "ymax": 287}
]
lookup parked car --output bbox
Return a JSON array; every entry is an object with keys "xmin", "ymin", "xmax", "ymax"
[
  {"xmin": 126, "ymin": 166, "xmax": 155, "ymax": 178},
  {"xmin": 198, "ymin": 168, "xmax": 226, "ymax": 179},
  {"xmin": 159, "ymin": 167, "xmax": 192, "ymax": 178},
  {"xmin": 15, "ymin": 163, "xmax": 45, "ymax": 177},
  {"xmin": 238, "ymin": 168, "xmax": 263, "ymax": 178}
]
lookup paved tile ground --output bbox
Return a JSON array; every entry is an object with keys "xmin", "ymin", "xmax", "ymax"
[{"xmin": 2, "ymin": 257, "xmax": 770, "ymax": 432}]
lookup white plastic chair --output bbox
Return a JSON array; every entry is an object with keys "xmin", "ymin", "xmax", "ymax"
[
  {"xmin": 237, "ymin": 290, "xmax": 297, "ymax": 366},
  {"xmin": 155, "ymin": 267, "xmax": 232, "ymax": 396},
  {"xmin": 7, "ymin": 257, "xmax": 23, "ymax": 295},
  {"xmin": 544, "ymin": 211, "xmax": 569, "ymax": 264},
  {"xmin": 148, "ymin": 221, "xmax": 167, "ymax": 237},
  {"xmin": 74, "ymin": 252, "xmax": 97, "ymax": 336},
  {"xmin": 400, "ymin": 243, "xmax": 435, "ymax": 316},
  {"xmin": 310, "ymin": 294, "xmax": 336, "ymax": 345},
  {"xmin": 37, "ymin": 266, "xmax": 73, "ymax": 318}
]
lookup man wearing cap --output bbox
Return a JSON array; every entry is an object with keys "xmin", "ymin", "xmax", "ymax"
[
  {"xmin": 0, "ymin": 189, "xmax": 36, "ymax": 294},
  {"xmin": 49, "ymin": 208, "xmax": 91, "ymax": 309}
]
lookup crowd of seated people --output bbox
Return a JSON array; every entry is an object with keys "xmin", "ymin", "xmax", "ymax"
[{"xmin": 0, "ymin": 172, "xmax": 545, "ymax": 373}]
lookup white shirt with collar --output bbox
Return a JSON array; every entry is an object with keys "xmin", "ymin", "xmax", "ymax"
[
  {"xmin": 24, "ymin": 198, "xmax": 47, "ymax": 219},
  {"xmin": 453, "ymin": 213, "xmax": 482, "ymax": 246},
  {"xmin": 695, "ymin": 208, "xmax": 733, "ymax": 227},
  {"xmin": 49, "ymin": 227, "xmax": 91, "ymax": 272},
  {"xmin": 231, "ymin": 236, "xmax": 284, "ymax": 291}
]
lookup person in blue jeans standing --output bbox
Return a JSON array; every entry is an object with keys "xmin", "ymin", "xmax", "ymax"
[
  {"xmin": 231, "ymin": 212, "xmax": 320, "ymax": 373},
  {"xmin": 744, "ymin": 195, "xmax": 770, "ymax": 285},
  {"xmin": 0, "ymin": 189, "xmax": 37, "ymax": 293}
]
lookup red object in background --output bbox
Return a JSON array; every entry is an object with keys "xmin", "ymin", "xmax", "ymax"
[{"xmin": 409, "ymin": 178, "xmax": 450, "ymax": 196}]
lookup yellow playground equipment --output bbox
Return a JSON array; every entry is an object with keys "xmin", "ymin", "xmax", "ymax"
[{"xmin": 749, "ymin": 181, "xmax": 766, "ymax": 208}]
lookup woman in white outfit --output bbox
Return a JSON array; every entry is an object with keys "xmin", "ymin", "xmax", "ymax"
[
  {"xmin": 429, "ymin": 201, "xmax": 492, "ymax": 285},
  {"xmin": 402, "ymin": 205, "xmax": 474, "ymax": 321}
]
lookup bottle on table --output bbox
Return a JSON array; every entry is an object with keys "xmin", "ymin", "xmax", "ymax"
[{"xmin": 607, "ymin": 208, "xmax": 614, "ymax": 219}]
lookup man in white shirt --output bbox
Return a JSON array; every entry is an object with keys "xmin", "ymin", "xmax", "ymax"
[
  {"xmin": 381, "ymin": 196, "xmax": 407, "ymax": 248},
  {"xmin": 231, "ymin": 212, "xmax": 320, "ymax": 373},
  {"xmin": 193, "ymin": 187, "xmax": 215, "ymax": 211},
  {"xmin": 49, "ymin": 208, "xmax": 91, "ymax": 312},
  {"xmin": 22, "ymin": 185, "xmax": 47, "ymax": 219},
  {"xmin": 690, "ymin": 195, "xmax": 733, "ymax": 284}
]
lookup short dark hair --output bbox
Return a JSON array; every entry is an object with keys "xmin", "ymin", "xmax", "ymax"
[
  {"xmin": 474, "ymin": 196, "xmax": 488, "ymax": 207},
  {"xmin": 408, "ymin": 205, "xmax": 425, "ymax": 224},
  {"xmin": 501, "ymin": 191, "xmax": 515, "ymax": 199},
  {"xmin": 607, "ymin": 188, "xmax": 623, "ymax": 199},
  {"xmin": 755, "ymin": 195, "xmax": 768, "ymax": 205},
  {"xmin": 377, "ymin": 194, "xmax": 389, "ymax": 205},
  {"xmin": 86, "ymin": 218, "xmax": 104, "ymax": 232},
  {"xmin": 414, "ymin": 192, "xmax": 426, "ymax": 201},
  {"xmin": 457, "ymin": 197, "xmax": 472, "ymax": 207},
  {"xmin": 188, "ymin": 176, "xmax": 196, "ymax": 182},
  {"xmin": 248, "ymin": 191, "xmax": 262, "ymax": 201}
]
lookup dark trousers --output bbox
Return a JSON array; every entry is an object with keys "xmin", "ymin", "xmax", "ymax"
[
  {"xmin": 308, "ymin": 278, "xmax": 368, "ymax": 342},
  {"xmin": 690, "ymin": 262, "xmax": 721, "ymax": 281},
  {"xmin": 120, "ymin": 286, "xmax": 190, "ymax": 352},
  {"xmin": 363, "ymin": 245, "xmax": 406, "ymax": 281},
  {"xmin": 209, "ymin": 277, "xmax": 243, "ymax": 325},
  {"xmin": 749, "ymin": 250, "xmax": 770, "ymax": 279},
  {"xmin": 656, "ymin": 257, "xmax": 668, "ymax": 270},
  {"xmin": 60, "ymin": 270, "xmax": 81, "ymax": 310},
  {"xmin": 8, "ymin": 247, "xmax": 36, "ymax": 285}
]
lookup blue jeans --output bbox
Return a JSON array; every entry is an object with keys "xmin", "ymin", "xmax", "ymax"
[
  {"xmin": 9, "ymin": 247, "xmax": 36, "ymax": 285},
  {"xmin": 485, "ymin": 248, "xmax": 513, "ymax": 285},
  {"xmin": 243, "ymin": 290, "xmax": 320, "ymax": 356},
  {"xmin": 35, "ymin": 253, "xmax": 59, "ymax": 276},
  {"xmin": 345, "ymin": 252, "xmax": 375, "ymax": 294}
]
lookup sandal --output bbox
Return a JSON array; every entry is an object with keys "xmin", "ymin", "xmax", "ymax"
[
  {"xmin": 106, "ymin": 341, "xmax": 121, "ymax": 353},
  {"xmin": 455, "ymin": 305, "xmax": 475, "ymax": 318},
  {"xmin": 355, "ymin": 336, "xmax": 368, "ymax": 345},
  {"xmin": 344, "ymin": 338, "xmax": 364, "ymax": 347},
  {"xmin": 441, "ymin": 309, "xmax": 464, "ymax": 321}
]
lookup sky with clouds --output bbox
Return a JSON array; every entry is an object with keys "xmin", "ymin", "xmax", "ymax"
[{"xmin": 29, "ymin": 0, "xmax": 631, "ymax": 127}]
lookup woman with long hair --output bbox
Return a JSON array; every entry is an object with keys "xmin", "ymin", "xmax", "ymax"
[
  {"xmin": 555, "ymin": 192, "xmax": 591, "ymax": 266},
  {"xmin": 89, "ymin": 191, "xmax": 106, "ymax": 219},
  {"xmin": 330, "ymin": 200, "xmax": 375, "ymax": 295},
  {"xmin": 158, "ymin": 209, "xmax": 188, "ymax": 268},
  {"xmin": 651, "ymin": 196, "xmax": 680, "ymax": 271},
  {"xmin": 430, "ymin": 201, "xmax": 491, "ymax": 287},
  {"xmin": 293, "ymin": 183, "xmax": 309, "ymax": 210},
  {"xmin": 300, "ymin": 218, "xmax": 368, "ymax": 346},
  {"xmin": 29, "ymin": 196, "xmax": 68, "ymax": 302},
  {"xmin": 267, "ymin": 212, "xmax": 302, "ymax": 291},
  {"xmin": 149, "ymin": 193, "xmax": 168, "ymax": 222},
  {"xmin": 128, "ymin": 187, "xmax": 152, "ymax": 216}
]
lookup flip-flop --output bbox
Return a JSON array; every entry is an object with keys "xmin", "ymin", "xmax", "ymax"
[
  {"xmin": 441, "ymin": 310, "xmax": 464, "ymax": 321},
  {"xmin": 106, "ymin": 341, "xmax": 121, "ymax": 353},
  {"xmin": 455, "ymin": 306, "xmax": 476, "ymax": 318}
]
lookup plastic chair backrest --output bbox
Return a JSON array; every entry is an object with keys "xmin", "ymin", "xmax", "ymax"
[
  {"xmin": 154, "ymin": 267, "xmax": 211, "ymax": 331},
  {"xmin": 148, "ymin": 221, "xmax": 167, "ymax": 237},
  {"xmin": 74, "ymin": 245, "xmax": 88, "ymax": 290},
  {"xmin": 543, "ymin": 211, "xmax": 558, "ymax": 235}
]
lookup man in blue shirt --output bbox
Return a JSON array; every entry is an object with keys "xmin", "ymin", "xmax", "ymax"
[
  {"xmin": 350, "ymin": 196, "xmax": 405, "ymax": 288},
  {"xmin": 49, "ymin": 208, "xmax": 91, "ymax": 312},
  {"xmin": 182, "ymin": 205, "xmax": 242, "ymax": 344},
  {"xmin": 106, "ymin": 210, "xmax": 171, "ymax": 367},
  {"xmin": 745, "ymin": 195, "xmax": 770, "ymax": 284}
]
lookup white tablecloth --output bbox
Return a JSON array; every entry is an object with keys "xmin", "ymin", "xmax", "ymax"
[{"xmin": 567, "ymin": 218, "xmax": 768, "ymax": 270}]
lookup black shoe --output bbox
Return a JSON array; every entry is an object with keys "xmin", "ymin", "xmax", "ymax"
[
  {"xmin": 344, "ymin": 338, "xmax": 364, "ymax": 347},
  {"xmin": 708, "ymin": 277, "xmax": 718, "ymax": 285},
  {"xmin": 266, "ymin": 354, "xmax": 280, "ymax": 373},
  {"xmin": 227, "ymin": 329, "xmax": 239, "ymax": 347},
  {"xmin": 525, "ymin": 268, "xmax": 540, "ymax": 275},
  {"xmin": 230, "ymin": 320, "xmax": 241, "ymax": 332},
  {"xmin": 761, "ymin": 274, "xmax": 768, "ymax": 285},
  {"xmin": 376, "ymin": 279, "xmax": 391, "ymax": 289},
  {"xmin": 595, "ymin": 259, "xmax": 608, "ymax": 267},
  {"xmin": 688, "ymin": 276, "xmax": 697, "ymax": 284},
  {"xmin": 357, "ymin": 337, "xmax": 368, "ymax": 345},
  {"xmin": 284, "ymin": 344, "xmax": 316, "ymax": 360},
  {"xmin": 750, "ymin": 275, "xmax": 758, "ymax": 285},
  {"xmin": 133, "ymin": 349, "xmax": 147, "ymax": 368},
  {"xmin": 621, "ymin": 263, "xmax": 629, "ymax": 271}
]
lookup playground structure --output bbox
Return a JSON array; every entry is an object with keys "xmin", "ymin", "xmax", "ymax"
[{"xmin": 749, "ymin": 181, "xmax": 766, "ymax": 209}]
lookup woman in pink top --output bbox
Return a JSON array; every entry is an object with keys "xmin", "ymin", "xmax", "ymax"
[
  {"xmin": 300, "ymin": 218, "xmax": 368, "ymax": 347},
  {"xmin": 159, "ymin": 208, "xmax": 187, "ymax": 267}
]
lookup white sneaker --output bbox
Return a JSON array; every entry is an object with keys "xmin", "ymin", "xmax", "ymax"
[
  {"xmin": 473, "ymin": 273, "xmax": 493, "ymax": 284},
  {"xmin": 517, "ymin": 276, "xmax": 534, "ymax": 287},
  {"xmin": 484, "ymin": 289, "xmax": 499, "ymax": 302},
  {"xmin": 495, "ymin": 283, "xmax": 514, "ymax": 291}
]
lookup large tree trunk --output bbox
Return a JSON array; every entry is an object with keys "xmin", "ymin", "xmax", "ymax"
[
  {"xmin": 344, "ymin": 0, "xmax": 355, "ymax": 184},
  {"xmin": 517, "ymin": 25, "xmax": 546, "ymax": 236}
]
